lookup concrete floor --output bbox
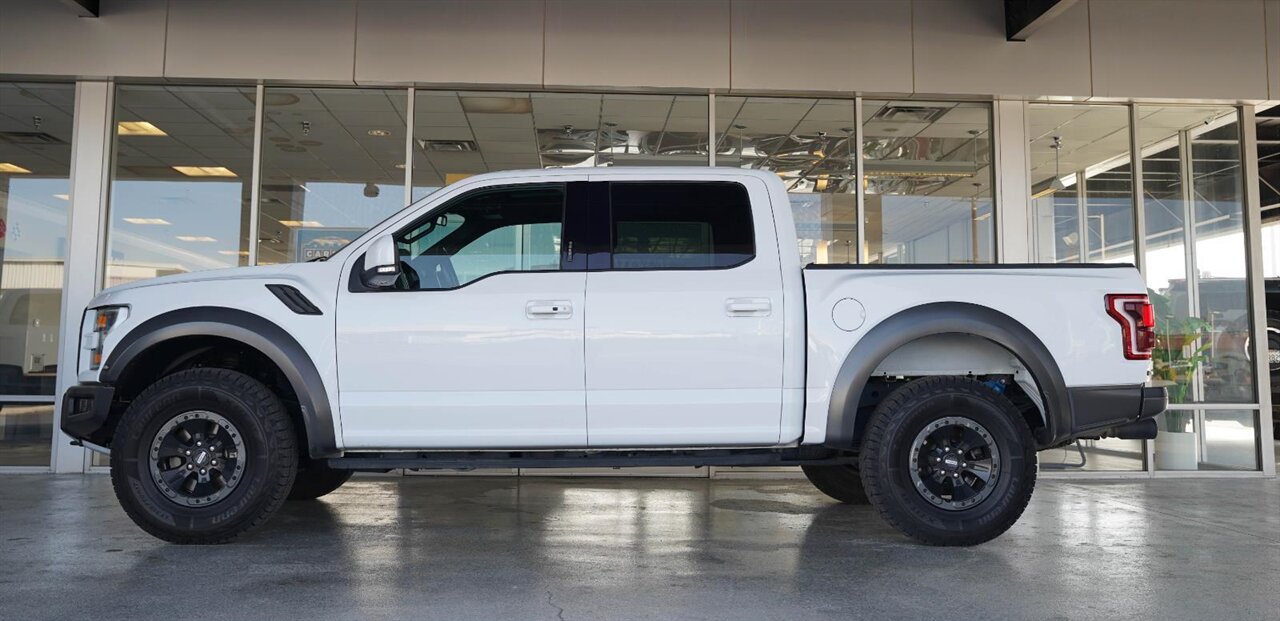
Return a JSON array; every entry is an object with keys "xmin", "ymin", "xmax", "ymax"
[{"xmin": 1, "ymin": 475, "xmax": 1278, "ymax": 620}]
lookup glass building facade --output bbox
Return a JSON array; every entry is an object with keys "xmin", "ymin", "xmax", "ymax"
[{"xmin": 0, "ymin": 79, "xmax": 1273, "ymax": 477}]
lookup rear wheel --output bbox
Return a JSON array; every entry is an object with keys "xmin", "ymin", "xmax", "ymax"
[
  {"xmin": 801, "ymin": 465, "xmax": 869, "ymax": 504},
  {"xmin": 288, "ymin": 460, "xmax": 353, "ymax": 500},
  {"xmin": 859, "ymin": 376, "xmax": 1036, "ymax": 546},
  {"xmin": 109, "ymin": 368, "xmax": 297, "ymax": 544}
]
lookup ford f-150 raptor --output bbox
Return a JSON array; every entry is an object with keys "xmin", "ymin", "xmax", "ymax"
[{"xmin": 60, "ymin": 167, "xmax": 1166, "ymax": 546}]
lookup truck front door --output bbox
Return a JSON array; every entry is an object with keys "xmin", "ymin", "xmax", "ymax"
[{"xmin": 336, "ymin": 180, "xmax": 588, "ymax": 449}]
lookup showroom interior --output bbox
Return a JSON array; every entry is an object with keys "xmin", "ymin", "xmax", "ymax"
[{"xmin": 0, "ymin": 0, "xmax": 1278, "ymax": 479}]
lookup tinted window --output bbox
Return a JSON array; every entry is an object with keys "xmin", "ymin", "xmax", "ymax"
[
  {"xmin": 609, "ymin": 182, "xmax": 754, "ymax": 269},
  {"xmin": 392, "ymin": 184, "xmax": 564, "ymax": 290}
]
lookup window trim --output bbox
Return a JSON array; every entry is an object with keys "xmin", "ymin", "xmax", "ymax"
[
  {"xmin": 596, "ymin": 181, "xmax": 757, "ymax": 273},
  {"xmin": 347, "ymin": 181, "xmax": 577, "ymax": 293}
]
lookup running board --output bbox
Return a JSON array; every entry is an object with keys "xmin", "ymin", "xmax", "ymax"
[{"xmin": 326, "ymin": 448, "xmax": 855, "ymax": 471}]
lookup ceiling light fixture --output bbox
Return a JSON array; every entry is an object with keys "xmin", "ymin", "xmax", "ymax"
[
  {"xmin": 218, "ymin": 250, "xmax": 251, "ymax": 256},
  {"xmin": 367, "ymin": 129, "xmax": 391, "ymax": 137},
  {"xmin": 176, "ymin": 235, "xmax": 216, "ymax": 242},
  {"xmin": 0, "ymin": 162, "xmax": 32, "ymax": 174},
  {"xmin": 123, "ymin": 217, "xmax": 172, "ymax": 225},
  {"xmin": 53, "ymin": 193, "xmax": 70, "ymax": 200},
  {"xmin": 117, "ymin": 121, "xmax": 168, "ymax": 136},
  {"xmin": 278, "ymin": 220, "xmax": 324, "ymax": 228},
  {"xmin": 172, "ymin": 166, "xmax": 237, "ymax": 177}
]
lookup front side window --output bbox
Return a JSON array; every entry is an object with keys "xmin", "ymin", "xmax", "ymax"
[
  {"xmin": 391, "ymin": 184, "xmax": 564, "ymax": 290},
  {"xmin": 609, "ymin": 182, "xmax": 754, "ymax": 270}
]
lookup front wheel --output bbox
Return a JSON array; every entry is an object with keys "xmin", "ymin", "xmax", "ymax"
[
  {"xmin": 859, "ymin": 376, "xmax": 1037, "ymax": 546},
  {"xmin": 109, "ymin": 368, "xmax": 298, "ymax": 544}
]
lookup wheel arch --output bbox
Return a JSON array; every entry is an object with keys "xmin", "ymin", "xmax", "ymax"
[
  {"xmin": 825, "ymin": 301, "xmax": 1070, "ymax": 449},
  {"xmin": 101, "ymin": 307, "xmax": 339, "ymax": 458}
]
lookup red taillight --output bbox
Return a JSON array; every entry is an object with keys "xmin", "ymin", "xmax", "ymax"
[{"xmin": 1105, "ymin": 294, "xmax": 1155, "ymax": 360}]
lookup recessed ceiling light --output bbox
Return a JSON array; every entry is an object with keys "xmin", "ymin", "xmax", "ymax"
[
  {"xmin": 123, "ymin": 217, "xmax": 171, "ymax": 225},
  {"xmin": 172, "ymin": 166, "xmax": 237, "ymax": 177},
  {"xmin": 53, "ymin": 193, "xmax": 70, "ymax": 200},
  {"xmin": 367, "ymin": 129, "xmax": 391, "ymax": 137},
  {"xmin": 394, "ymin": 163, "xmax": 407, "ymax": 170},
  {"xmin": 176, "ymin": 235, "xmax": 217, "ymax": 242},
  {"xmin": 0, "ymin": 162, "xmax": 32, "ymax": 174},
  {"xmin": 218, "ymin": 250, "xmax": 250, "ymax": 256},
  {"xmin": 117, "ymin": 121, "xmax": 167, "ymax": 136},
  {"xmin": 279, "ymin": 220, "xmax": 324, "ymax": 228}
]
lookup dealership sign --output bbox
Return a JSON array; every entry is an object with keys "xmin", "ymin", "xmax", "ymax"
[{"xmin": 294, "ymin": 227, "xmax": 365, "ymax": 262}]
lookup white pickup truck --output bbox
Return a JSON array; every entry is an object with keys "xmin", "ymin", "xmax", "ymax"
[{"xmin": 61, "ymin": 168, "xmax": 1165, "ymax": 546}]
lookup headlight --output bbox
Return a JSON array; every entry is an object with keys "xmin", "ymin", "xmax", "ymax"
[{"xmin": 87, "ymin": 306, "xmax": 126, "ymax": 371}]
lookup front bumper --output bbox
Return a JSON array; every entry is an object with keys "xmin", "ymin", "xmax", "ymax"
[
  {"xmin": 59, "ymin": 384, "xmax": 115, "ymax": 444},
  {"xmin": 1065, "ymin": 384, "xmax": 1167, "ymax": 441}
]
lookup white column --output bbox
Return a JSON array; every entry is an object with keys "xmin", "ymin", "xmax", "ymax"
[
  {"xmin": 51, "ymin": 81, "xmax": 113, "ymax": 473},
  {"xmin": 993, "ymin": 100, "xmax": 1031, "ymax": 263},
  {"xmin": 1241, "ymin": 105, "xmax": 1276, "ymax": 477}
]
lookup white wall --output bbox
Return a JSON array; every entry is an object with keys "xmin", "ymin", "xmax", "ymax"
[{"xmin": 0, "ymin": 0, "xmax": 1276, "ymax": 102}]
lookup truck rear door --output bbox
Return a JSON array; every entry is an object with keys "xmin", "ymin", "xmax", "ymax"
[{"xmin": 582, "ymin": 177, "xmax": 787, "ymax": 447}]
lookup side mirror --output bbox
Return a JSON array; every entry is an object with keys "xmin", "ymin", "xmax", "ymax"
[{"xmin": 361, "ymin": 234, "xmax": 400, "ymax": 289}]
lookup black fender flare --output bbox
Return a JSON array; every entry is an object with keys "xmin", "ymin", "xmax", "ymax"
[
  {"xmin": 101, "ymin": 306, "xmax": 339, "ymax": 458},
  {"xmin": 825, "ymin": 301, "xmax": 1070, "ymax": 449}
]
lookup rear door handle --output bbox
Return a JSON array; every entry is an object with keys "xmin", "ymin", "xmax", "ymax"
[
  {"xmin": 526, "ymin": 300, "xmax": 573, "ymax": 319},
  {"xmin": 726, "ymin": 298, "xmax": 772, "ymax": 317}
]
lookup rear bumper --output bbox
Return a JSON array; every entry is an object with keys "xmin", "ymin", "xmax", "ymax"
[
  {"xmin": 1063, "ymin": 384, "xmax": 1167, "ymax": 441},
  {"xmin": 59, "ymin": 384, "xmax": 115, "ymax": 444}
]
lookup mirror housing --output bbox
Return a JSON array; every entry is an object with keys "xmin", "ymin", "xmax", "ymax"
[{"xmin": 361, "ymin": 234, "xmax": 400, "ymax": 289}]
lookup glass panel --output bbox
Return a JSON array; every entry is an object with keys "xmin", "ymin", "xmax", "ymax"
[
  {"xmin": 412, "ymin": 92, "xmax": 708, "ymax": 201},
  {"xmin": 258, "ymin": 88, "xmax": 408, "ymax": 265},
  {"xmin": 1028, "ymin": 104, "xmax": 1134, "ymax": 264},
  {"xmin": 862, "ymin": 100, "xmax": 993, "ymax": 264},
  {"xmin": 0, "ymin": 83, "xmax": 73, "ymax": 400},
  {"xmin": 609, "ymin": 183, "xmax": 754, "ymax": 270},
  {"xmin": 714, "ymin": 97, "xmax": 857, "ymax": 264},
  {"xmin": 1153, "ymin": 409, "xmax": 1259, "ymax": 471},
  {"xmin": 1140, "ymin": 107, "xmax": 1254, "ymax": 407},
  {"xmin": 107, "ymin": 85, "xmax": 256, "ymax": 286},
  {"xmin": 394, "ymin": 184, "xmax": 564, "ymax": 290},
  {"xmin": 0, "ymin": 402, "xmax": 53, "ymax": 466},
  {"xmin": 1040, "ymin": 437, "xmax": 1146, "ymax": 472}
]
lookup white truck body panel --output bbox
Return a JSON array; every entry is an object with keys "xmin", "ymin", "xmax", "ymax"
[{"xmin": 800, "ymin": 266, "xmax": 1152, "ymax": 444}]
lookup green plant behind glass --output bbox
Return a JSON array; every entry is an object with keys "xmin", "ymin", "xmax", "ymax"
[{"xmin": 1148, "ymin": 289, "xmax": 1209, "ymax": 432}]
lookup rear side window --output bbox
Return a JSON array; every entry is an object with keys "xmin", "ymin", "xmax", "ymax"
[{"xmin": 608, "ymin": 182, "xmax": 754, "ymax": 270}]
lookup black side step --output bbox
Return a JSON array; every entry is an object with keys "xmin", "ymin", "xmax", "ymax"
[{"xmin": 326, "ymin": 448, "xmax": 856, "ymax": 471}]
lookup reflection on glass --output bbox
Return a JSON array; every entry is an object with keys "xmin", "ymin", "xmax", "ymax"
[
  {"xmin": 0, "ymin": 403, "xmax": 54, "ymax": 466},
  {"xmin": 715, "ymin": 97, "xmax": 857, "ymax": 264},
  {"xmin": 412, "ymin": 92, "xmax": 708, "ymax": 201},
  {"xmin": 863, "ymin": 100, "xmax": 993, "ymax": 264},
  {"xmin": 1154, "ymin": 409, "xmax": 1259, "ymax": 471},
  {"xmin": 258, "ymin": 88, "xmax": 408, "ymax": 265},
  {"xmin": 1028, "ymin": 104, "xmax": 1133, "ymax": 264},
  {"xmin": 0, "ymin": 82, "xmax": 72, "ymax": 466},
  {"xmin": 107, "ymin": 85, "xmax": 256, "ymax": 285},
  {"xmin": 1140, "ymin": 107, "xmax": 1254, "ymax": 410}
]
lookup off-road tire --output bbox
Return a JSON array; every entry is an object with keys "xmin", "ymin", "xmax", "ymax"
[
  {"xmin": 859, "ymin": 376, "xmax": 1037, "ymax": 546},
  {"xmin": 288, "ymin": 460, "xmax": 353, "ymax": 500},
  {"xmin": 109, "ymin": 368, "xmax": 297, "ymax": 544},
  {"xmin": 801, "ymin": 465, "xmax": 869, "ymax": 504}
]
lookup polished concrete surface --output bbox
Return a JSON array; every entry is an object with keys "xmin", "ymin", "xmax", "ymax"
[{"xmin": 1, "ymin": 474, "xmax": 1278, "ymax": 620}]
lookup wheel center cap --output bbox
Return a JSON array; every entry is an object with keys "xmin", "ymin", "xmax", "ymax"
[
  {"xmin": 942, "ymin": 455, "xmax": 960, "ymax": 470},
  {"xmin": 192, "ymin": 450, "xmax": 211, "ymax": 466}
]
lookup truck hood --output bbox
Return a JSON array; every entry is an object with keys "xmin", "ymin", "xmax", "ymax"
[{"xmin": 88, "ymin": 264, "xmax": 308, "ymax": 305}]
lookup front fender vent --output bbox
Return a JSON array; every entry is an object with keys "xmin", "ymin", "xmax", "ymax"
[{"xmin": 266, "ymin": 284, "xmax": 322, "ymax": 315}]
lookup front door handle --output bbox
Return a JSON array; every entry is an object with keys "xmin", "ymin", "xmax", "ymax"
[
  {"xmin": 526, "ymin": 300, "xmax": 573, "ymax": 319},
  {"xmin": 726, "ymin": 298, "xmax": 772, "ymax": 317}
]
